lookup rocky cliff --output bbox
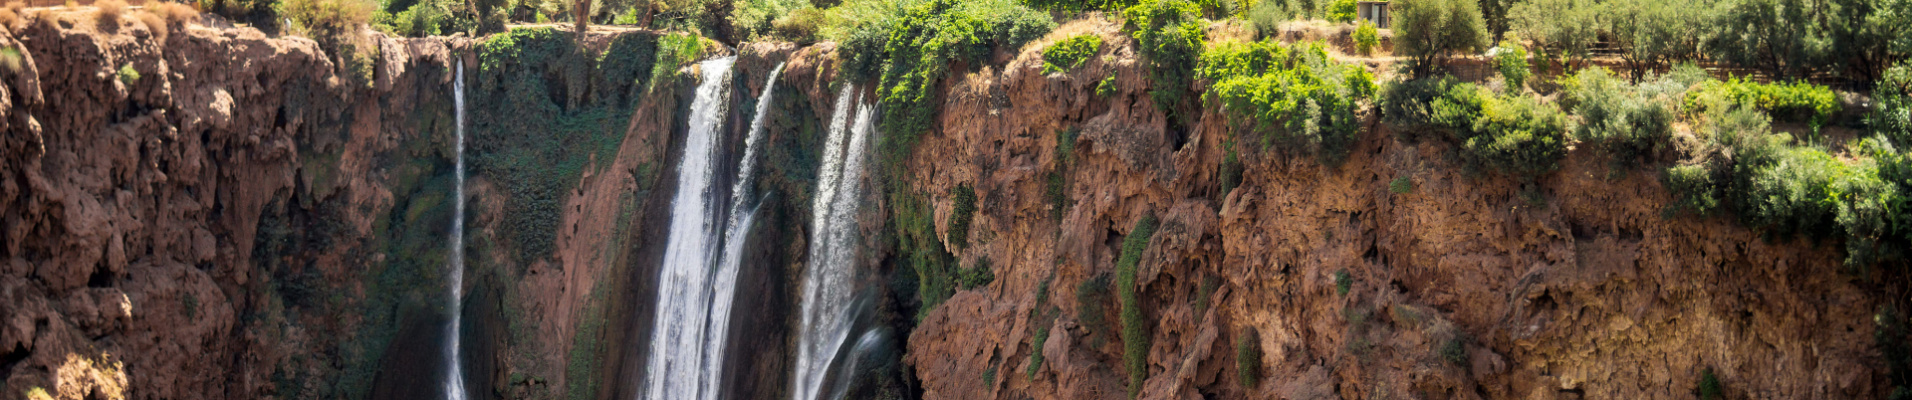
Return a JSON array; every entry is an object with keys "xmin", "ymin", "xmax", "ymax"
[{"xmin": 0, "ymin": 8, "xmax": 1899, "ymax": 400}]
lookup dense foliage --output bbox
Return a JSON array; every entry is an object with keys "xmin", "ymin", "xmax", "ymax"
[
  {"xmin": 1200, "ymin": 40, "xmax": 1375, "ymax": 163},
  {"xmin": 1042, "ymin": 34, "xmax": 1105, "ymax": 74},
  {"xmin": 1392, "ymin": 0, "xmax": 1487, "ymax": 73},
  {"xmin": 1683, "ymin": 78, "xmax": 1840, "ymax": 127},
  {"xmin": 1352, "ymin": 20, "xmax": 1378, "ymax": 56},
  {"xmin": 1124, "ymin": 0, "xmax": 1207, "ymax": 119},
  {"xmin": 1560, "ymin": 67, "xmax": 1675, "ymax": 171},
  {"xmin": 1117, "ymin": 215, "xmax": 1159, "ymax": 398}
]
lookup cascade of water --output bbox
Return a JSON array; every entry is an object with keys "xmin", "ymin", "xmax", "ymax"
[
  {"xmin": 701, "ymin": 62, "xmax": 786, "ymax": 392},
  {"xmin": 444, "ymin": 61, "xmax": 468, "ymax": 400},
  {"xmin": 640, "ymin": 56, "xmax": 748, "ymax": 400},
  {"xmin": 792, "ymin": 88, "xmax": 876, "ymax": 400},
  {"xmin": 826, "ymin": 329, "xmax": 890, "ymax": 400}
]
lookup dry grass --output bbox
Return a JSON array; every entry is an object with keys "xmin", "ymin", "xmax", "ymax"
[
  {"xmin": 94, "ymin": 0, "xmax": 128, "ymax": 30},
  {"xmin": 0, "ymin": 8, "xmax": 17, "ymax": 33},
  {"xmin": 148, "ymin": 1, "xmax": 197, "ymax": 26},
  {"xmin": 135, "ymin": 10, "xmax": 164, "ymax": 39}
]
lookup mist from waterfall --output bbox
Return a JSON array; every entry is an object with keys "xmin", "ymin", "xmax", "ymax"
[
  {"xmin": 791, "ymin": 86, "xmax": 876, "ymax": 400},
  {"xmin": 443, "ymin": 61, "xmax": 468, "ymax": 400}
]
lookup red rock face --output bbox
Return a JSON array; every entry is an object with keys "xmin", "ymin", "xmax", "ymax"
[{"xmin": 870, "ymin": 18, "xmax": 1890, "ymax": 400}]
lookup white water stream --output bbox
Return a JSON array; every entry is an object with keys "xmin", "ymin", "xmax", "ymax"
[
  {"xmin": 791, "ymin": 87, "xmax": 876, "ymax": 400},
  {"xmin": 444, "ymin": 61, "xmax": 468, "ymax": 400}
]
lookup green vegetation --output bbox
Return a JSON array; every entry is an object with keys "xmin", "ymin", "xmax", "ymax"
[
  {"xmin": 1684, "ymin": 78, "xmax": 1840, "ymax": 127},
  {"xmin": 471, "ymin": 28, "xmax": 659, "ymax": 263},
  {"xmin": 117, "ymin": 63, "xmax": 139, "ymax": 85},
  {"xmin": 183, "ymin": 291, "xmax": 200, "ymax": 319},
  {"xmin": 1192, "ymin": 275, "xmax": 1217, "ymax": 319},
  {"xmin": 1333, "ymin": 268, "xmax": 1350, "ymax": 295},
  {"xmin": 1382, "ymin": 77, "xmax": 1565, "ymax": 181},
  {"xmin": 1235, "ymin": 330, "xmax": 1261, "ymax": 388},
  {"xmin": 375, "ymin": 0, "xmax": 451, "ymax": 37},
  {"xmin": 1510, "ymin": 0, "xmax": 1597, "ymax": 66},
  {"xmin": 1389, "ymin": 175, "xmax": 1413, "ymax": 194},
  {"xmin": 1392, "ymin": 0, "xmax": 1487, "ymax": 74},
  {"xmin": 1219, "ymin": 139, "xmax": 1242, "ymax": 197},
  {"xmin": 1124, "ymin": 0, "xmax": 1206, "ymax": 120},
  {"xmin": 652, "ymin": 32, "xmax": 707, "ymax": 91},
  {"xmin": 565, "ymin": 286, "xmax": 610, "ymax": 400},
  {"xmin": 1097, "ymin": 73, "xmax": 1119, "ymax": 97},
  {"xmin": 895, "ymin": 190, "xmax": 962, "ymax": 321},
  {"xmin": 1878, "ymin": 63, "xmax": 1912, "ymax": 145},
  {"xmin": 1560, "ymin": 67, "xmax": 1674, "ymax": 172},
  {"xmin": 948, "ymin": 185, "xmax": 978, "ymax": 250},
  {"xmin": 1246, "ymin": 0, "xmax": 1285, "ymax": 39},
  {"xmin": 1199, "ymin": 40, "xmax": 1375, "ymax": 164},
  {"xmin": 1042, "ymin": 34, "xmax": 1105, "ymax": 74},
  {"xmin": 1440, "ymin": 336, "xmax": 1467, "ymax": 365},
  {"xmin": 1876, "ymin": 305, "xmax": 1912, "ymax": 399},
  {"xmin": 1699, "ymin": 368, "xmax": 1723, "ymax": 400},
  {"xmin": 957, "ymin": 257, "xmax": 995, "ymax": 289},
  {"xmin": 1117, "ymin": 215, "xmax": 1159, "ymax": 398},
  {"xmin": 1026, "ymin": 320, "xmax": 1050, "ymax": 379},
  {"xmin": 1492, "ymin": 38, "xmax": 1529, "ymax": 91},
  {"xmin": 1352, "ymin": 20, "xmax": 1379, "ymax": 56},
  {"xmin": 1323, "ymin": 0, "xmax": 1353, "ymax": 22},
  {"xmin": 1075, "ymin": 273, "xmax": 1116, "ymax": 348}
]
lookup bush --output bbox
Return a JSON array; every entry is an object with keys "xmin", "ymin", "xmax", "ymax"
[
  {"xmin": 1125, "ymin": 0, "xmax": 1206, "ymax": 118},
  {"xmin": 856, "ymin": 0, "xmax": 1054, "ymax": 169},
  {"xmin": 1246, "ymin": 0, "xmax": 1285, "ymax": 39},
  {"xmin": 1562, "ymin": 67, "xmax": 1673, "ymax": 171},
  {"xmin": 1332, "ymin": 268, "xmax": 1350, "ymax": 295},
  {"xmin": 1024, "ymin": 0, "xmax": 1134, "ymax": 13},
  {"xmin": 282, "ymin": 0, "xmax": 375, "ymax": 38},
  {"xmin": 1026, "ymin": 320, "xmax": 1050, "ymax": 379},
  {"xmin": 1323, "ymin": 0, "xmax": 1353, "ymax": 22},
  {"xmin": 118, "ymin": 63, "xmax": 140, "ymax": 85},
  {"xmin": 770, "ymin": 6, "xmax": 824, "ymax": 43},
  {"xmin": 1463, "ymin": 93, "xmax": 1569, "ymax": 180},
  {"xmin": 1872, "ymin": 62, "xmax": 1912, "ymax": 145},
  {"xmin": 147, "ymin": 2, "xmax": 201, "ymax": 30},
  {"xmin": 94, "ymin": 0, "xmax": 127, "ymax": 28},
  {"xmin": 730, "ymin": 0, "xmax": 805, "ymax": 40},
  {"xmin": 1683, "ymin": 78, "xmax": 1839, "ymax": 127},
  {"xmin": 1042, "ymin": 34, "xmax": 1103, "ymax": 74},
  {"xmin": 1379, "ymin": 75, "xmax": 1477, "ymax": 134},
  {"xmin": 957, "ymin": 258, "xmax": 994, "ymax": 289},
  {"xmin": 1699, "ymin": 368, "xmax": 1723, "ymax": 400},
  {"xmin": 382, "ymin": 1, "xmax": 447, "ymax": 37},
  {"xmin": 1706, "ymin": 0, "xmax": 1828, "ymax": 80},
  {"xmin": 1389, "ymin": 175, "xmax": 1413, "ymax": 193},
  {"xmin": 1392, "ymin": 0, "xmax": 1486, "ymax": 74},
  {"xmin": 1075, "ymin": 273, "xmax": 1116, "ymax": 347},
  {"xmin": 1492, "ymin": 38, "xmax": 1530, "ymax": 91},
  {"xmin": 947, "ymin": 185, "xmax": 977, "ymax": 250},
  {"xmin": 1604, "ymin": 0, "xmax": 1701, "ymax": 79},
  {"xmin": 1200, "ymin": 40, "xmax": 1374, "ymax": 164},
  {"xmin": 1117, "ymin": 215, "xmax": 1159, "ymax": 398},
  {"xmin": 1235, "ymin": 330, "xmax": 1261, "ymax": 388},
  {"xmin": 1352, "ymin": 20, "xmax": 1378, "ymax": 56},
  {"xmin": 1440, "ymin": 337, "xmax": 1467, "ymax": 365}
]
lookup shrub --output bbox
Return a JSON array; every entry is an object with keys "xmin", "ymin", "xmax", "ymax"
[
  {"xmin": 94, "ymin": 0, "xmax": 127, "ymax": 28},
  {"xmin": 1440, "ymin": 337, "xmax": 1467, "ymax": 365},
  {"xmin": 770, "ymin": 6, "xmax": 823, "ymax": 44},
  {"xmin": 947, "ymin": 185, "xmax": 977, "ymax": 250},
  {"xmin": 1323, "ymin": 0, "xmax": 1353, "ymax": 22},
  {"xmin": 1389, "ymin": 175, "xmax": 1413, "ymax": 193},
  {"xmin": 383, "ymin": 1, "xmax": 446, "ymax": 37},
  {"xmin": 1075, "ymin": 273, "xmax": 1116, "ymax": 347},
  {"xmin": 1235, "ymin": 330, "xmax": 1261, "ymax": 388},
  {"xmin": 957, "ymin": 257, "xmax": 994, "ymax": 289},
  {"xmin": 1200, "ymin": 40, "xmax": 1374, "ymax": 164},
  {"xmin": 1117, "ymin": 215, "xmax": 1159, "ymax": 398},
  {"xmin": 1683, "ymin": 78, "xmax": 1839, "ymax": 127},
  {"xmin": 1246, "ymin": 0, "xmax": 1285, "ymax": 39},
  {"xmin": 118, "ymin": 63, "xmax": 140, "ymax": 85},
  {"xmin": 1333, "ymin": 269, "xmax": 1350, "ymax": 295},
  {"xmin": 1125, "ymin": 0, "xmax": 1206, "ymax": 118},
  {"xmin": 1352, "ymin": 20, "xmax": 1378, "ymax": 56},
  {"xmin": 1042, "ymin": 34, "xmax": 1103, "ymax": 74},
  {"xmin": 135, "ymin": 11, "xmax": 167, "ymax": 40},
  {"xmin": 1706, "ymin": 0, "xmax": 1828, "ymax": 80},
  {"xmin": 1698, "ymin": 368, "xmax": 1723, "ymax": 400},
  {"xmin": 1662, "ymin": 164, "xmax": 1721, "ymax": 217},
  {"xmin": 1220, "ymin": 140, "xmax": 1242, "ymax": 197},
  {"xmin": 856, "ymin": 0, "xmax": 1054, "ymax": 169},
  {"xmin": 1392, "ymin": 0, "xmax": 1486, "ymax": 74},
  {"xmin": 1562, "ymin": 67, "xmax": 1673, "ymax": 171},
  {"xmin": 1026, "ymin": 320, "xmax": 1051, "ymax": 379},
  {"xmin": 1380, "ymin": 75, "xmax": 1476, "ymax": 134},
  {"xmin": 1464, "ymin": 93, "xmax": 1569, "ymax": 180},
  {"xmin": 1097, "ymin": 73, "xmax": 1118, "ymax": 96},
  {"xmin": 1604, "ymin": 0, "xmax": 1701, "ymax": 79},
  {"xmin": 731, "ymin": 0, "xmax": 806, "ymax": 40},
  {"xmin": 1024, "ymin": 0, "xmax": 1134, "ymax": 13},
  {"xmin": 281, "ymin": 0, "xmax": 375, "ymax": 38},
  {"xmin": 650, "ymin": 32, "xmax": 703, "ymax": 90},
  {"xmin": 1492, "ymin": 38, "xmax": 1530, "ymax": 91},
  {"xmin": 1872, "ymin": 62, "xmax": 1912, "ymax": 145}
]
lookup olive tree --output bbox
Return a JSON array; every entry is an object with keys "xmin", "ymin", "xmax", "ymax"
[{"xmin": 1394, "ymin": 0, "xmax": 1488, "ymax": 76}]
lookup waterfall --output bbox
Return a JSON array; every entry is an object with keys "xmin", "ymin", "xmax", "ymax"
[
  {"xmin": 791, "ymin": 87, "xmax": 876, "ymax": 400},
  {"xmin": 444, "ymin": 61, "xmax": 468, "ymax": 400},
  {"xmin": 701, "ymin": 62, "xmax": 786, "ymax": 391},
  {"xmin": 643, "ymin": 57, "xmax": 788, "ymax": 400}
]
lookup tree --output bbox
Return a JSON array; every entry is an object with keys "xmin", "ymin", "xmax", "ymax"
[
  {"xmin": 1825, "ymin": 0, "xmax": 1912, "ymax": 86},
  {"xmin": 1395, "ymin": 0, "xmax": 1488, "ymax": 75},
  {"xmin": 1510, "ymin": 0, "xmax": 1598, "ymax": 68},
  {"xmin": 1705, "ymin": 0, "xmax": 1829, "ymax": 80},
  {"xmin": 1604, "ymin": 0, "xmax": 1702, "ymax": 80}
]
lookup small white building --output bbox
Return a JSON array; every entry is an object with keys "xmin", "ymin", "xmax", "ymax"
[{"xmin": 1357, "ymin": 1, "xmax": 1390, "ymax": 29}]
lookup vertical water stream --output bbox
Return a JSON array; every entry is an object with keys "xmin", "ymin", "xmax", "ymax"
[
  {"xmin": 791, "ymin": 87, "xmax": 876, "ymax": 400},
  {"xmin": 444, "ymin": 61, "xmax": 468, "ymax": 400}
]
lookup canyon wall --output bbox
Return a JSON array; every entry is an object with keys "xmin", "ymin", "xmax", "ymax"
[{"xmin": 0, "ymin": 9, "xmax": 1900, "ymax": 400}]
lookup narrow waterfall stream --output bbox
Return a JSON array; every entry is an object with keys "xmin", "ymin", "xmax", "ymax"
[
  {"xmin": 705, "ymin": 62, "xmax": 787, "ymax": 387},
  {"xmin": 444, "ymin": 61, "xmax": 469, "ymax": 400},
  {"xmin": 792, "ymin": 87, "xmax": 876, "ymax": 400}
]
